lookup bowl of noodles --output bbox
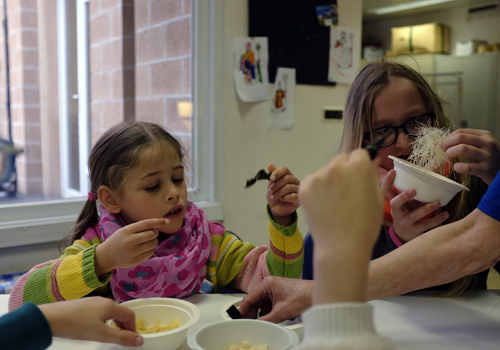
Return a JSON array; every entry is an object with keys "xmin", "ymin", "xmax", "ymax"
[
  {"xmin": 389, "ymin": 155, "xmax": 469, "ymax": 206},
  {"xmin": 220, "ymin": 298, "xmax": 303, "ymax": 340},
  {"xmin": 187, "ymin": 319, "xmax": 299, "ymax": 350},
  {"xmin": 108, "ymin": 297, "xmax": 200, "ymax": 350}
]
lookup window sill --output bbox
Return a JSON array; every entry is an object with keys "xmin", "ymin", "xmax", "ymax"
[{"xmin": 0, "ymin": 198, "xmax": 223, "ymax": 249}]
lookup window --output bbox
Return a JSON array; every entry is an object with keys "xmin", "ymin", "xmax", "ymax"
[{"xmin": 0, "ymin": 0, "xmax": 223, "ymax": 251}]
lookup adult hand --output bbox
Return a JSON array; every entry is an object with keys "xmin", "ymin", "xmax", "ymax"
[
  {"xmin": 442, "ymin": 129, "xmax": 500, "ymax": 185},
  {"xmin": 239, "ymin": 276, "xmax": 313, "ymax": 323},
  {"xmin": 267, "ymin": 164, "xmax": 300, "ymax": 227},
  {"xmin": 95, "ymin": 218, "xmax": 169, "ymax": 276},
  {"xmin": 299, "ymin": 150, "xmax": 384, "ymax": 251},
  {"xmin": 38, "ymin": 297, "xmax": 143, "ymax": 347},
  {"xmin": 382, "ymin": 169, "xmax": 449, "ymax": 243}
]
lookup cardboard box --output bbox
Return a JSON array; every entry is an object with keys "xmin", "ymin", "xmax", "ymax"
[
  {"xmin": 391, "ymin": 23, "xmax": 450, "ymax": 55},
  {"xmin": 456, "ymin": 39, "xmax": 487, "ymax": 56}
]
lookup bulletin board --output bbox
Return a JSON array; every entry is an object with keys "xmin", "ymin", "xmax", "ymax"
[{"xmin": 249, "ymin": 0, "xmax": 336, "ymax": 86}]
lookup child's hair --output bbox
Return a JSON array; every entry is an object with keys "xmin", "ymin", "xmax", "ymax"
[
  {"xmin": 60, "ymin": 122, "xmax": 184, "ymax": 249},
  {"xmin": 339, "ymin": 59, "xmax": 475, "ymax": 297}
]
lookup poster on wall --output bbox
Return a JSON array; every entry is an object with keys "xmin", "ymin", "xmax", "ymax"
[
  {"xmin": 233, "ymin": 37, "xmax": 270, "ymax": 102},
  {"xmin": 328, "ymin": 26, "xmax": 360, "ymax": 84},
  {"xmin": 269, "ymin": 67, "xmax": 295, "ymax": 129},
  {"xmin": 315, "ymin": 3, "xmax": 338, "ymax": 27}
]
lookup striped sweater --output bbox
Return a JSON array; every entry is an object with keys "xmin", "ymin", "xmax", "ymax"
[{"xmin": 8, "ymin": 205, "xmax": 303, "ymax": 311}]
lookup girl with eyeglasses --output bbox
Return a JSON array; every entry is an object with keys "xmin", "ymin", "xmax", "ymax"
[{"xmin": 337, "ymin": 59, "xmax": 500, "ymax": 296}]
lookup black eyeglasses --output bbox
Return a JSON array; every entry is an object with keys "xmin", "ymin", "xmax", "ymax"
[{"xmin": 363, "ymin": 112, "xmax": 436, "ymax": 148}]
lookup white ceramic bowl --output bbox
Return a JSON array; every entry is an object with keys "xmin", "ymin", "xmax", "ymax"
[
  {"xmin": 389, "ymin": 155, "xmax": 469, "ymax": 206},
  {"xmin": 220, "ymin": 299, "xmax": 303, "ymax": 340},
  {"xmin": 187, "ymin": 319, "xmax": 299, "ymax": 350},
  {"xmin": 108, "ymin": 298, "xmax": 200, "ymax": 350}
]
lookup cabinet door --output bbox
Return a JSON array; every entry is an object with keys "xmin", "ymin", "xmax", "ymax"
[
  {"xmin": 436, "ymin": 53, "xmax": 497, "ymax": 134},
  {"xmin": 434, "ymin": 56, "xmax": 464, "ymax": 130}
]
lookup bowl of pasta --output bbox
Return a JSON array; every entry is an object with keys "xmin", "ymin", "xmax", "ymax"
[
  {"xmin": 108, "ymin": 297, "xmax": 200, "ymax": 350},
  {"xmin": 389, "ymin": 155, "xmax": 469, "ymax": 206},
  {"xmin": 187, "ymin": 319, "xmax": 299, "ymax": 350},
  {"xmin": 220, "ymin": 298, "xmax": 303, "ymax": 339}
]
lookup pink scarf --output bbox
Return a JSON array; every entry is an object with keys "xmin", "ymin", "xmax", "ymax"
[{"xmin": 98, "ymin": 202, "xmax": 224, "ymax": 302}]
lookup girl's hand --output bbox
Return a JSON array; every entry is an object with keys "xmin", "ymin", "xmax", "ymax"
[
  {"xmin": 441, "ymin": 129, "xmax": 500, "ymax": 185},
  {"xmin": 95, "ymin": 218, "xmax": 169, "ymax": 277},
  {"xmin": 267, "ymin": 164, "xmax": 300, "ymax": 227},
  {"xmin": 382, "ymin": 170, "xmax": 449, "ymax": 243}
]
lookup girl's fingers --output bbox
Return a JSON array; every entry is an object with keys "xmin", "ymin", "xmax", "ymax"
[
  {"xmin": 129, "ymin": 228, "xmax": 159, "ymax": 245},
  {"xmin": 389, "ymin": 189, "xmax": 416, "ymax": 214},
  {"xmin": 269, "ymin": 166, "xmax": 293, "ymax": 182},
  {"xmin": 127, "ymin": 218, "xmax": 169, "ymax": 234},
  {"xmin": 135, "ymin": 237, "xmax": 159, "ymax": 256},
  {"xmin": 380, "ymin": 170, "xmax": 397, "ymax": 200},
  {"xmin": 407, "ymin": 201, "xmax": 440, "ymax": 222},
  {"xmin": 415, "ymin": 211, "xmax": 449, "ymax": 232},
  {"xmin": 269, "ymin": 184, "xmax": 299, "ymax": 201},
  {"xmin": 278, "ymin": 193, "xmax": 300, "ymax": 205}
]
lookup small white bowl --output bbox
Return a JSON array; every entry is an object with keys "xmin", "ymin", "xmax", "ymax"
[
  {"xmin": 108, "ymin": 298, "xmax": 200, "ymax": 350},
  {"xmin": 220, "ymin": 299, "xmax": 303, "ymax": 339},
  {"xmin": 389, "ymin": 155, "xmax": 469, "ymax": 206},
  {"xmin": 187, "ymin": 319, "xmax": 299, "ymax": 350}
]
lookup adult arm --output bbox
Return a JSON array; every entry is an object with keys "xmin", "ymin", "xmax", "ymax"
[
  {"xmin": 1, "ymin": 302, "xmax": 52, "ymax": 350},
  {"xmin": 367, "ymin": 208, "xmax": 500, "ymax": 300},
  {"xmin": 38, "ymin": 297, "xmax": 142, "ymax": 347}
]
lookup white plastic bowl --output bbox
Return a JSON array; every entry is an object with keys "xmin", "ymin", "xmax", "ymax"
[
  {"xmin": 220, "ymin": 299, "xmax": 303, "ymax": 340},
  {"xmin": 389, "ymin": 155, "xmax": 469, "ymax": 206},
  {"xmin": 108, "ymin": 298, "xmax": 200, "ymax": 350},
  {"xmin": 187, "ymin": 319, "xmax": 299, "ymax": 350}
]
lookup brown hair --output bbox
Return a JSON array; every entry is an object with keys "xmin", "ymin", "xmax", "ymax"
[
  {"xmin": 340, "ymin": 59, "xmax": 473, "ymax": 296},
  {"xmin": 60, "ymin": 122, "xmax": 184, "ymax": 249}
]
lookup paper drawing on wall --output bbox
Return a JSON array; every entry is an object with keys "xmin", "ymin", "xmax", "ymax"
[
  {"xmin": 233, "ymin": 37, "xmax": 269, "ymax": 102},
  {"xmin": 269, "ymin": 68, "xmax": 295, "ymax": 129},
  {"xmin": 272, "ymin": 76, "xmax": 287, "ymax": 113},
  {"xmin": 315, "ymin": 3, "xmax": 338, "ymax": 27},
  {"xmin": 328, "ymin": 26, "xmax": 360, "ymax": 84}
]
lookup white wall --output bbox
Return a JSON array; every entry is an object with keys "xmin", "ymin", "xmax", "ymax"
[
  {"xmin": 364, "ymin": 5, "xmax": 500, "ymax": 55},
  {"xmin": 221, "ymin": 0, "xmax": 362, "ymax": 245}
]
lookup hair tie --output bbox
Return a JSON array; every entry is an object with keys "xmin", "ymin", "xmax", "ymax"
[{"xmin": 88, "ymin": 192, "xmax": 97, "ymax": 201}]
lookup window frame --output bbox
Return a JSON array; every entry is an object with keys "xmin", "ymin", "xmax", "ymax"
[{"xmin": 0, "ymin": 0, "xmax": 223, "ymax": 250}]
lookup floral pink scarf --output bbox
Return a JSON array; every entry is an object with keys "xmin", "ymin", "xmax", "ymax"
[{"xmin": 98, "ymin": 202, "xmax": 224, "ymax": 302}]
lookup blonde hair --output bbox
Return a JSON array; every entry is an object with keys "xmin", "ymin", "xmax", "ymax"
[{"xmin": 340, "ymin": 59, "xmax": 474, "ymax": 297}]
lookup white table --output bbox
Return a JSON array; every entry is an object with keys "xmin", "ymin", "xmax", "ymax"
[{"xmin": 2, "ymin": 291, "xmax": 500, "ymax": 349}]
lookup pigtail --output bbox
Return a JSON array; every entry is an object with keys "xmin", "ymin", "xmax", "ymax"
[{"xmin": 59, "ymin": 199, "xmax": 100, "ymax": 252}]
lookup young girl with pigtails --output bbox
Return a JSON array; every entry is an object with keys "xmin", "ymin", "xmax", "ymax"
[{"xmin": 9, "ymin": 122, "xmax": 303, "ymax": 310}]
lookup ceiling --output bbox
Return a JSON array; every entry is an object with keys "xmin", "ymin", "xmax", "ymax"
[{"xmin": 363, "ymin": 0, "xmax": 497, "ymax": 22}]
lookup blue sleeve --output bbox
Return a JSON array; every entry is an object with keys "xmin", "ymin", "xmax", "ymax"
[
  {"xmin": 478, "ymin": 171, "xmax": 500, "ymax": 221},
  {"xmin": 0, "ymin": 302, "xmax": 52, "ymax": 350}
]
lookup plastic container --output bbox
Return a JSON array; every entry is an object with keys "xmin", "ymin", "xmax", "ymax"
[
  {"xmin": 187, "ymin": 319, "xmax": 299, "ymax": 350},
  {"xmin": 108, "ymin": 297, "xmax": 200, "ymax": 350},
  {"xmin": 220, "ymin": 298, "xmax": 303, "ymax": 340},
  {"xmin": 389, "ymin": 155, "xmax": 469, "ymax": 206}
]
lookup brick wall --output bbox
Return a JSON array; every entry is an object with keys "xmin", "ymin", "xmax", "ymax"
[
  {"xmin": 89, "ymin": 0, "xmax": 135, "ymax": 145},
  {"xmin": 0, "ymin": 0, "xmax": 42, "ymax": 195},
  {"xmin": 134, "ymin": 0, "xmax": 192, "ymax": 151}
]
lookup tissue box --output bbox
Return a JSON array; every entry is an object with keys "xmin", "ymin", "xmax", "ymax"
[
  {"xmin": 391, "ymin": 22, "xmax": 450, "ymax": 55},
  {"xmin": 456, "ymin": 40, "xmax": 487, "ymax": 56}
]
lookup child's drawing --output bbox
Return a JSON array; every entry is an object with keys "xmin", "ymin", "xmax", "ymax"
[
  {"xmin": 328, "ymin": 26, "xmax": 360, "ymax": 84},
  {"xmin": 234, "ymin": 37, "xmax": 269, "ymax": 102},
  {"xmin": 269, "ymin": 68, "xmax": 295, "ymax": 129}
]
